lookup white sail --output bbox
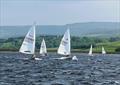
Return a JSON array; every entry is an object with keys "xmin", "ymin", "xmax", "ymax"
[
  {"xmin": 102, "ymin": 46, "xmax": 106, "ymax": 54},
  {"xmin": 88, "ymin": 45, "xmax": 93, "ymax": 56},
  {"xmin": 19, "ymin": 24, "xmax": 35, "ymax": 54},
  {"xmin": 40, "ymin": 38, "xmax": 47, "ymax": 55},
  {"xmin": 57, "ymin": 29, "xmax": 71, "ymax": 55}
]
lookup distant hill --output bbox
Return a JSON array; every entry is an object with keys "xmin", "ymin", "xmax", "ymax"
[{"xmin": 0, "ymin": 22, "xmax": 120, "ymax": 39}]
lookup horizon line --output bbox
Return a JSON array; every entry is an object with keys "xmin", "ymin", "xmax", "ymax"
[{"xmin": 0, "ymin": 21, "xmax": 120, "ymax": 26}]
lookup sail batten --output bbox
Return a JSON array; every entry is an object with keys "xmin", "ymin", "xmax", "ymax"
[
  {"xmin": 19, "ymin": 24, "xmax": 35, "ymax": 54},
  {"xmin": 57, "ymin": 29, "xmax": 71, "ymax": 56}
]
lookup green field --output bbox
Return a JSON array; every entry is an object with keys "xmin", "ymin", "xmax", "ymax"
[
  {"xmin": 39, "ymin": 41, "xmax": 120, "ymax": 53},
  {"xmin": 72, "ymin": 41, "xmax": 120, "ymax": 53},
  {"xmin": 73, "ymin": 41, "xmax": 120, "ymax": 53},
  {"xmin": 94, "ymin": 41, "xmax": 120, "ymax": 53}
]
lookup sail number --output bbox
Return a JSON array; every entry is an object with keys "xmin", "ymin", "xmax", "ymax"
[{"xmin": 25, "ymin": 37, "xmax": 34, "ymax": 43}]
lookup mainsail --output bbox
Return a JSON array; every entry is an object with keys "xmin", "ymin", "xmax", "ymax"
[
  {"xmin": 40, "ymin": 38, "xmax": 47, "ymax": 55},
  {"xmin": 19, "ymin": 24, "xmax": 35, "ymax": 54},
  {"xmin": 88, "ymin": 45, "xmax": 93, "ymax": 56},
  {"xmin": 102, "ymin": 46, "xmax": 106, "ymax": 54},
  {"xmin": 57, "ymin": 29, "xmax": 71, "ymax": 56}
]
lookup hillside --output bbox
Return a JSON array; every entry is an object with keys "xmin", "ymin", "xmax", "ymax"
[{"xmin": 0, "ymin": 22, "xmax": 120, "ymax": 39}]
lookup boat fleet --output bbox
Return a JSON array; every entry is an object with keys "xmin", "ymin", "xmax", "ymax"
[{"xmin": 19, "ymin": 23, "xmax": 106, "ymax": 60}]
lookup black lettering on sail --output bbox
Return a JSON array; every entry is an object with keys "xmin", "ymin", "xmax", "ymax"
[
  {"xmin": 62, "ymin": 41, "xmax": 67, "ymax": 45},
  {"xmin": 25, "ymin": 37, "xmax": 34, "ymax": 43},
  {"xmin": 62, "ymin": 38, "xmax": 68, "ymax": 45},
  {"xmin": 29, "ymin": 34, "xmax": 33, "ymax": 37}
]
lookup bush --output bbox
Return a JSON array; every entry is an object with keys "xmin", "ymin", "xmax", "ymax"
[{"xmin": 115, "ymin": 47, "xmax": 120, "ymax": 52}]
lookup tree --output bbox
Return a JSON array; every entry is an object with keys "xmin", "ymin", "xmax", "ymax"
[{"xmin": 115, "ymin": 47, "xmax": 120, "ymax": 52}]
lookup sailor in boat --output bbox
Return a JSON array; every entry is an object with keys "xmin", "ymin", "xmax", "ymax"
[{"xmin": 64, "ymin": 52, "xmax": 70, "ymax": 57}]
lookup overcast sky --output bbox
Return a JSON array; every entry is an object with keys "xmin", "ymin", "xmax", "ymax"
[{"xmin": 0, "ymin": 0, "xmax": 120, "ymax": 26}]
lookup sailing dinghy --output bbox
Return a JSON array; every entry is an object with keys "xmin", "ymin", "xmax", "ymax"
[
  {"xmin": 19, "ymin": 23, "xmax": 41, "ymax": 60},
  {"xmin": 40, "ymin": 38, "xmax": 47, "ymax": 56},
  {"xmin": 102, "ymin": 46, "xmax": 106, "ymax": 54},
  {"xmin": 57, "ymin": 29, "xmax": 71, "ymax": 60},
  {"xmin": 88, "ymin": 44, "xmax": 93, "ymax": 56}
]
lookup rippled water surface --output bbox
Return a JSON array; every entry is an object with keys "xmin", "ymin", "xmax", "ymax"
[{"xmin": 0, "ymin": 52, "xmax": 120, "ymax": 85}]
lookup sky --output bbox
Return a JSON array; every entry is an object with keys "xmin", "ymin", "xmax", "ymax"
[{"xmin": 0, "ymin": 0, "xmax": 120, "ymax": 26}]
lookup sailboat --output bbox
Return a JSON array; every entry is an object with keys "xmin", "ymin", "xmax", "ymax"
[
  {"xmin": 102, "ymin": 46, "xmax": 106, "ymax": 54},
  {"xmin": 40, "ymin": 38, "xmax": 47, "ymax": 56},
  {"xmin": 88, "ymin": 44, "xmax": 93, "ymax": 56},
  {"xmin": 57, "ymin": 29, "xmax": 71, "ymax": 59},
  {"xmin": 19, "ymin": 23, "xmax": 40, "ymax": 60},
  {"xmin": 19, "ymin": 24, "xmax": 35, "ymax": 55}
]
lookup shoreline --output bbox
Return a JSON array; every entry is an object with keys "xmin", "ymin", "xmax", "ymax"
[{"xmin": 0, "ymin": 51, "xmax": 119, "ymax": 54}]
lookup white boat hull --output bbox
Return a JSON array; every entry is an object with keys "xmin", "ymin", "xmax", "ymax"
[
  {"xmin": 34, "ymin": 58, "xmax": 42, "ymax": 60},
  {"xmin": 54, "ymin": 56, "xmax": 71, "ymax": 60}
]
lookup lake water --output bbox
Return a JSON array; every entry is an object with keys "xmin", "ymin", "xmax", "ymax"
[{"xmin": 0, "ymin": 53, "xmax": 120, "ymax": 85}]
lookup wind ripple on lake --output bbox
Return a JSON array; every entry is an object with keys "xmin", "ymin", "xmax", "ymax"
[{"xmin": 0, "ymin": 53, "xmax": 120, "ymax": 85}]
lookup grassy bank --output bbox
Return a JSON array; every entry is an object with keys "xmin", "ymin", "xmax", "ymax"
[{"xmin": 0, "ymin": 47, "xmax": 119, "ymax": 54}]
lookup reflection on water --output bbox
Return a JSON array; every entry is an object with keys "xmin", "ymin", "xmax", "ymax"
[{"xmin": 0, "ymin": 53, "xmax": 120, "ymax": 85}]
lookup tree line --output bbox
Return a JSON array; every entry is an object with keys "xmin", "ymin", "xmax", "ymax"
[{"xmin": 0, "ymin": 35, "xmax": 120, "ymax": 52}]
